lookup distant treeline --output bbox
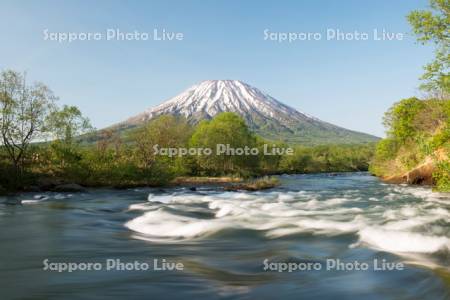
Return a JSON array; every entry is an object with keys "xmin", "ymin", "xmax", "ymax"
[
  {"xmin": 1, "ymin": 112, "xmax": 375, "ymax": 190},
  {"xmin": 0, "ymin": 70, "xmax": 375, "ymax": 192}
]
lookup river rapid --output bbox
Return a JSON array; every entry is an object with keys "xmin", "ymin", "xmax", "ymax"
[{"xmin": 0, "ymin": 173, "xmax": 449, "ymax": 299}]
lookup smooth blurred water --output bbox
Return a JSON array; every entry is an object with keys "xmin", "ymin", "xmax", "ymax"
[{"xmin": 0, "ymin": 173, "xmax": 449, "ymax": 300}]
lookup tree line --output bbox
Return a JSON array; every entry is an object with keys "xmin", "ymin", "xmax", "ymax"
[{"xmin": 0, "ymin": 73, "xmax": 375, "ymax": 192}]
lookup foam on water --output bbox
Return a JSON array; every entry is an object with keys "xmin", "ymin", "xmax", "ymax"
[
  {"xmin": 126, "ymin": 209, "xmax": 234, "ymax": 240},
  {"xmin": 21, "ymin": 199, "xmax": 44, "ymax": 204},
  {"xmin": 21, "ymin": 195, "xmax": 50, "ymax": 204},
  {"xmin": 125, "ymin": 184, "xmax": 450, "ymax": 267},
  {"xmin": 357, "ymin": 228, "xmax": 450, "ymax": 253}
]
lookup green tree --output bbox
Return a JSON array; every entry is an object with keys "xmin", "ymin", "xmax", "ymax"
[
  {"xmin": 0, "ymin": 70, "xmax": 56, "ymax": 181},
  {"xmin": 383, "ymin": 97, "xmax": 425, "ymax": 141},
  {"xmin": 46, "ymin": 105, "xmax": 93, "ymax": 170},
  {"xmin": 407, "ymin": 0, "xmax": 449, "ymax": 96},
  {"xmin": 256, "ymin": 137, "xmax": 284, "ymax": 174},
  {"xmin": 190, "ymin": 112, "xmax": 257, "ymax": 176},
  {"xmin": 133, "ymin": 115, "xmax": 192, "ymax": 172},
  {"xmin": 47, "ymin": 105, "xmax": 93, "ymax": 144}
]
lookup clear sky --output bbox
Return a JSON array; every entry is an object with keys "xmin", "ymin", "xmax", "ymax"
[{"xmin": 0, "ymin": 0, "xmax": 434, "ymax": 137}]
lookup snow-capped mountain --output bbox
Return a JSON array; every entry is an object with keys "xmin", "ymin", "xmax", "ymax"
[
  {"xmin": 116, "ymin": 80, "xmax": 378, "ymax": 144},
  {"xmin": 127, "ymin": 80, "xmax": 314, "ymax": 125}
]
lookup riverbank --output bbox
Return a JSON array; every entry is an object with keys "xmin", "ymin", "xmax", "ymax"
[
  {"xmin": 3, "ymin": 169, "xmax": 447, "ymax": 197},
  {"xmin": 1, "ymin": 175, "xmax": 283, "ymax": 195},
  {"xmin": 381, "ymin": 159, "xmax": 434, "ymax": 185},
  {"xmin": 369, "ymin": 98, "xmax": 449, "ymax": 192},
  {"xmin": 374, "ymin": 148, "xmax": 449, "ymax": 191},
  {"xmin": 170, "ymin": 176, "xmax": 243, "ymax": 185}
]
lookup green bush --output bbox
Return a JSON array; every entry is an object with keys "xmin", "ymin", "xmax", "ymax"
[
  {"xmin": 434, "ymin": 161, "xmax": 450, "ymax": 192},
  {"xmin": 371, "ymin": 98, "xmax": 450, "ymax": 184},
  {"xmin": 383, "ymin": 98, "xmax": 425, "ymax": 142}
]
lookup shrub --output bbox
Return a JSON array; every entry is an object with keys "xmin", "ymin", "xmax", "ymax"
[{"xmin": 434, "ymin": 161, "xmax": 450, "ymax": 192}]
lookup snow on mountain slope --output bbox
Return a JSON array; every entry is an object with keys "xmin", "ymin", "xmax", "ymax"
[
  {"xmin": 127, "ymin": 80, "xmax": 308, "ymax": 124},
  {"xmin": 117, "ymin": 80, "xmax": 378, "ymax": 144}
]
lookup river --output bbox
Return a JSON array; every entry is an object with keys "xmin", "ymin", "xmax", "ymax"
[{"xmin": 0, "ymin": 173, "xmax": 449, "ymax": 299}]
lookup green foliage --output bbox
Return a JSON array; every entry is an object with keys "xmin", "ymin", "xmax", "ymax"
[
  {"xmin": 249, "ymin": 117, "xmax": 379, "ymax": 145},
  {"xmin": 371, "ymin": 97, "xmax": 450, "ymax": 190},
  {"xmin": 382, "ymin": 98, "xmax": 449, "ymax": 144},
  {"xmin": 407, "ymin": 0, "xmax": 449, "ymax": 96},
  {"xmin": 255, "ymin": 137, "xmax": 285, "ymax": 174},
  {"xmin": 386, "ymin": 3, "xmax": 450, "ymax": 191},
  {"xmin": 46, "ymin": 105, "xmax": 93, "ymax": 144},
  {"xmin": 0, "ymin": 73, "xmax": 378, "ymax": 191},
  {"xmin": 0, "ymin": 70, "xmax": 56, "ymax": 184},
  {"xmin": 132, "ymin": 114, "xmax": 193, "ymax": 173},
  {"xmin": 370, "ymin": 138, "xmax": 400, "ymax": 176},
  {"xmin": 434, "ymin": 161, "xmax": 450, "ymax": 191},
  {"xmin": 49, "ymin": 141, "xmax": 83, "ymax": 171},
  {"xmin": 384, "ymin": 98, "xmax": 426, "ymax": 141},
  {"xmin": 43, "ymin": 106, "xmax": 94, "ymax": 173},
  {"xmin": 281, "ymin": 143, "xmax": 375, "ymax": 174},
  {"xmin": 189, "ymin": 112, "xmax": 258, "ymax": 176},
  {"xmin": 375, "ymin": 138, "xmax": 399, "ymax": 160},
  {"xmin": 78, "ymin": 144, "xmax": 174, "ymax": 187},
  {"xmin": 69, "ymin": 115, "xmax": 193, "ymax": 187},
  {"xmin": 429, "ymin": 99, "xmax": 450, "ymax": 150}
]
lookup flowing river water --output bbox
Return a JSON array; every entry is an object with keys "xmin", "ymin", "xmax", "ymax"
[{"xmin": 0, "ymin": 173, "xmax": 449, "ymax": 299}]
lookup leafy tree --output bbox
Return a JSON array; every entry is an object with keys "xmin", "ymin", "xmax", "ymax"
[
  {"xmin": 46, "ymin": 105, "xmax": 93, "ymax": 170},
  {"xmin": 280, "ymin": 144, "xmax": 375, "ymax": 174},
  {"xmin": 407, "ymin": 0, "xmax": 449, "ymax": 96},
  {"xmin": 190, "ymin": 112, "xmax": 258, "ymax": 176},
  {"xmin": 383, "ymin": 97, "xmax": 425, "ymax": 141},
  {"xmin": 256, "ymin": 137, "xmax": 284, "ymax": 174},
  {"xmin": 0, "ymin": 70, "xmax": 56, "ymax": 181},
  {"xmin": 279, "ymin": 146, "xmax": 313, "ymax": 173},
  {"xmin": 133, "ymin": 115, "xmax": 192, "ymax": 172},
  {"xmin": 371, "ymin": 96, "xmax": 450, "ymax": 185},
  {"xmin": 47, "ymin": 105, "xmax": 93, "ymax": 144}
]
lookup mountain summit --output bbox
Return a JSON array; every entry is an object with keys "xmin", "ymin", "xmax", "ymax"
[{"xmin": 119, "ymin": 80, "xmax": 378, "ymax": 144}]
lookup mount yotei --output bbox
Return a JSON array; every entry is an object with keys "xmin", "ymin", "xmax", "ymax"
[{"xmin": 111, "ymin": 80, "xmax": 378, "ymax": 144}]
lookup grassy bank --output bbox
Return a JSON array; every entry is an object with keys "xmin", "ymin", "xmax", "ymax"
[{"xmin": 370, "ymin": 98, "xmax": 450, "ymax": 191}]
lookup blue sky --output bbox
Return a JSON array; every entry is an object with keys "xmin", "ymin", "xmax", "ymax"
[{"xmin": 0, "ymin": 0, "xmax": 433, "ymax": 137}]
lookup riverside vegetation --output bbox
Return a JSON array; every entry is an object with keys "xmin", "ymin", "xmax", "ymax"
[
  {"xmin": 370, "ymin": 0, "xmax": 449, "ymax": 192},
  {"xmin": 0, "ymin": 78, "xmax": 374, "ymax": 193},
  {"xmin": 370, "ymin": 98, "xmax": 450, "ymax": 191}
]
